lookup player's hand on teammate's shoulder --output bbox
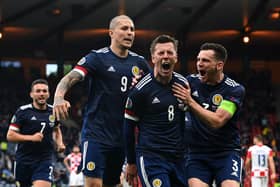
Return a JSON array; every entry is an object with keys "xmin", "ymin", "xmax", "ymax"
[
  {"xmin": 53, "ymin": 97, "xmax": 71, "ymax": 121},
  {"xmin": 172, "ymin": 82, "xmax": 192, "ymax": 105}
]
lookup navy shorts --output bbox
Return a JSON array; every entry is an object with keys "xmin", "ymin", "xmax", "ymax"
[
  {"xmin": 14, "ymin": 160, "xmax": 53, "ymax": 187},
  {"xmin": 81, "ymin": 139, "xmax": 125, "ymax": 185},
  {"xmin": 186, "ymin": 151, "xmax": 242, "ymax": 186},
  {"xmin": 136, "ymin": 153, "xmax": 187, "ymax": 187}
]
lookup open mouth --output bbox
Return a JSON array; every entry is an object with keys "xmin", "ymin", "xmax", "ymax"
[
  {"xmin": 199, "ymin": 70, "xmax": 206, "ymax": 76},
  {"xmin": 124, "ymin": 38, "xmax": 132, "ymax": 42},
  {"xmin": 162, "ymin": 63, "xmax": 171, "ymax": 70}
]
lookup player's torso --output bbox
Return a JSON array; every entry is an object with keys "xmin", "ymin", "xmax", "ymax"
[
  {"xmin": 250, "ymin": 145, "xmax": 270, "ymax": 170},
  {"xmin": 87, "ymin": 48, "xmax": 147, "ymax": 95},
  {"xmin": 19, "ymin": 106, "xmax": 55, "ymax": 136},
  {"xmin": 14, "ymin": 104, "xmax": 56, "ymax": 162},
  {"xmin": 80, "ymin": 48, "xmax": 148, "ymax": 146},
  {"xmin": 186, "ymin": 74, "xmax": 241, "ymax": 152},
  {"xmin": 136, "ymin": 73, "xmax": 186, "ymax": 158}
]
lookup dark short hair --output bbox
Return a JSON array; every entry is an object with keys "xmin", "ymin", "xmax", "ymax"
[
  {"xmin": 31, "ymin": 79, "xmax": 49, "ymax": 91},
  {"xmin": 150, "ymin": 34, "xmax": 178, "ymax": 55},
  {"xmin": 200, "ymin": 42, "xmax": 228, "ymax": 63}
]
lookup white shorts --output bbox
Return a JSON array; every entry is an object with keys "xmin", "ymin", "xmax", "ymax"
[{"xmin": 69, "ymin": 171, "xmax": 84, "ymax": 186}]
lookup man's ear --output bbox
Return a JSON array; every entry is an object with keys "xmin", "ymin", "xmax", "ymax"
[
  {"xmin": 217, "ymin": 61, "xmax": 224, "ymax": 70},
  {"xmin": 30, "ymin": 91, "xmax": 33, "ymax": 99},
  {"xmin": 109, "ymin": 30, "xmax": 113, "ymax": 37},
  {"xmin": 151, "ymin": 55, "xmax": 156, "ymax": 65}
]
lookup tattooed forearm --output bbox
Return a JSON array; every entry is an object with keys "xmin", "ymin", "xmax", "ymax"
[{"xmin": 54, "ymin": 70, "xmax": 83, "ymax": 99}]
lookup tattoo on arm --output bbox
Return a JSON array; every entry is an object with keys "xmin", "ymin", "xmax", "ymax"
[{"xmin": 55, "ymin": 70, "xmax": 83, "ymax": 98}]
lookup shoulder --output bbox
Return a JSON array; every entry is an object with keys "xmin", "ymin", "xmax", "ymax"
[
  {"xmin": 79, "ymin": 47, "xmax": 110, "ymax": 62},
  {"xmin": 173, "ymin": 72, "xmax": 188, "ymax": 84},
  {"xmin": 91, "ymin": 47, "xmax": 110, "ymax": 55},
  {"xmin": 247, "ymin": 145, "xmax": 255, "ymax": 151},
  {"xmin": 263, "ymin": 145, "xmax": 272, "ymax": 151},
  {"xmin": 224, "ymin": 76, "xmax": 245, "ymax": 94},
  {"xmin": 128, "ymin": 50, "xmax": 145, "ymax": 60},
  {"xmin": 19, "ymin": 104, "xmax": 33, "ymax": 111},
  {"xmin": 186, "ymin": 74, "xmax": 200, "ymax": 86},
  {"xmin": 134, "ymin": 73, "xmax": 152, "ymax": 91},
  {"xmin": 47, "ymin": 104, "xmax": 54, "ymax": 112},
  {"xmin": 186, "ymin": 73, "xmax": 199, "ymax": 81}
]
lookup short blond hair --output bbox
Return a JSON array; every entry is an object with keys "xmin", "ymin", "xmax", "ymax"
[{"xmin": 109, "ymin": 15, "xmax": 133, "ymax": 29}]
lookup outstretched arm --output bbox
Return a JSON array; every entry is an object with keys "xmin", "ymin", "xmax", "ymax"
[{"xmin": 53, "ymin": 70, "xmax": 83, "ymax": 121}]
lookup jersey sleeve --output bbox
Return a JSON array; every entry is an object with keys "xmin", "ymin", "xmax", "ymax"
[
  {"xmin": 224, "ymin": 84, "xmax": 246, "ymax": 111},
  {"xmin": 73, "ymin": 50, "xmax": 101, "ymax": 78},
  {"xmin": 9, "ymin": 108, "xmax": 25, "ymax": 132},
  {"xmin": 124, "ymin": 88, "xmax": 144, "ymax": 164}
]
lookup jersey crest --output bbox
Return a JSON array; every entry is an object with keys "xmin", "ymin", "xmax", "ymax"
[
  {"xmin": 212, "ymin": 94, "xmax": 223, "ymax": 105},
  {"xmin": 131, "ymin": 66, "xmax": 140, "ymax": 76}
]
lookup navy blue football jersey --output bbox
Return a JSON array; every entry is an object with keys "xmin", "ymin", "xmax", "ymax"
[
  {"xmin": 73, "ymin": 47, "xmax": 150, "ymax": 148},
  {"xmin": 185, "ymin": 74, "xmax": 245, "ymax": 153},
  {"xmin": 9, "ymin": 104, "xmax": 57, "ymax": 164},
  {"xmin": 124, "ymin": 72, "xmax": 188, "ymax": 161}
]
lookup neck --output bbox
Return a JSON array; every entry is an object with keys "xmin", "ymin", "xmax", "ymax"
[
  {"xmin": 110, "ymin": 45, "xmax": 128, "ymax": 58},
  {"xmin": 207, "ymin": 72, "xmax": 224, "ymax": 85},
  {"xmin": 154, "ymin": 71, "xmax": 172, "ymax": 85},
  {"xmin": 33, "ymin": 102, "xmax": 47, "ymax": 110}
]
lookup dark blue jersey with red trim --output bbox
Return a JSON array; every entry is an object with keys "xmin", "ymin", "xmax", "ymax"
[
  {"xmin": 73, "ymin": 47, "xmax": 151, "ymax": 148},
  {"xmin": 9, "ymin": 104, "xmax": 57, "ymax": 164},
  {"xmin": 124, "ymin": 72, "xmax": 187, "ymax": 161},
  {"xmin": 185, "ymin": 74, "xmax": 245, "ymax": 153}
]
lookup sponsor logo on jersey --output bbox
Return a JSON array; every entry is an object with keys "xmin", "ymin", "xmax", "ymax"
[
  {"xmin": 107, "ymin": 66, "xmax": 116, "ymax": 72},
  {"xmin": 192, "ymin": 90, "xmax": 199, "ymax": 97},
  {"xmin": 77, "ymin": 57, "xmax": 86, "ymax": 65},
  {"xmin": 152, "ymin": 178, "xmax": 162, "ymax": 187},
  {"xmin": 131, "ymin": 66, "xmax": 140, "ymax": 76},
  {"xmin": 31, "ymin": 116, "xmax": 37, "ymax": 120},
  {"xmin": 212, "ymin": 94, "xmax": 223, "ymax": 105},
  {"xmin": 152, "ymin": 97, "xmax": 160, "ymax": 104},
  {"xmin": 87, "ymin": 161, "xmax": 95, "ymax": 171}
]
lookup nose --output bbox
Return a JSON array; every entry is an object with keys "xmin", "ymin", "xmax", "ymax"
[
  {"xmin": 128, "ymin": 27, "xmax": 134, "ymax": 35},
  {"xmin": 162, "ymin": 51, "xmax": 170, "ymax": 58},
  {"xmin": 197, "ymin": 60, "xmax": 204, "ymax": 68}
]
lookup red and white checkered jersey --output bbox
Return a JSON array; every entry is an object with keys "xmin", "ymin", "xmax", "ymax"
[
  {"xmin": 66, "ymin": 152, "xmax": 82, "ymax": 172},
  {"xmin": 246, "ymin": 144, "xmax": 273, "ymax": 177}
]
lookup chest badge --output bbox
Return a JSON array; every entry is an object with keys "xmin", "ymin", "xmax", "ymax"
[
  {"xmin": 49, "ymin": 115, "xmax": 55, "ymax": 127},
  {"xmin": 131, "ymin": 66, "xmax": 140, "ymax": 76},
  {"xmin": 212, "ymin": 94, "xmax": 223, "ymax": 105}
]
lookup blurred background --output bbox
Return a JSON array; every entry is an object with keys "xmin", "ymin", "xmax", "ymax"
[{"xmin": 0, "ymin": 0, "xmax": 280, "ymax": 186}]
